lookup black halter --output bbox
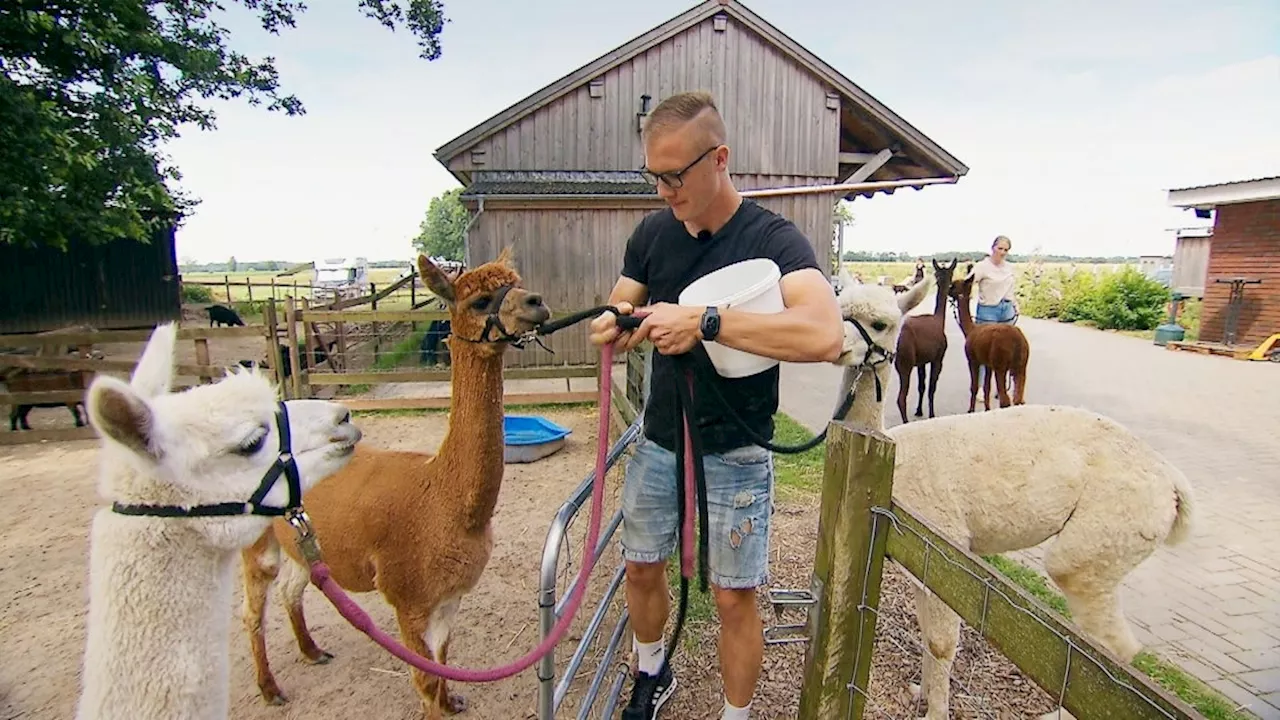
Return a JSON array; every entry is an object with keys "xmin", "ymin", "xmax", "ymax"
[
  {"xmin": 110, "ymin": 401, "xmax": 304, "ymax": 518},
  {"xmin": 844, "ymin": 315, "xmax": 895, "ymax": 403},
  {"xmin": 449, "ymin": 283, "xmax": 547, "ymax": 351}
]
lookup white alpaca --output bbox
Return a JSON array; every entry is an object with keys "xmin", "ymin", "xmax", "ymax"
[
  {"xmin": 75, "ymin": 322, "xmax": 363, "ymax": 720},
  {"xmin": 832, "ymin": 282, "xmax": 1195, "ymax": 720}
]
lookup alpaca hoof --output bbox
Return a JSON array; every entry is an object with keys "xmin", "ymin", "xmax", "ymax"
[
  {"xmin": 444, "ymin": 692, "xmax": 469, "ymax": 714},
  {"xmin": 259, "ymin": 684, "xmax": 288, "ymax": 706},
  {"xmin": 303, "ymin": 649, "xmax": 335, "ymax": 665}
]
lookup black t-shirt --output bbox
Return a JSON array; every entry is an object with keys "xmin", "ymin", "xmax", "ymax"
[{"xmin": 620, "ymin": 198, "xmax": 821, "ymax": 454}]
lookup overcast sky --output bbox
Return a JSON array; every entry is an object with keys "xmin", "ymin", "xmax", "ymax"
[{"xmin": 164, "ymin": 0, "xmax": 1280, "ymax": 264}]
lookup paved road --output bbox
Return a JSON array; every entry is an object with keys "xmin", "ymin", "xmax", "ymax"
[{"xmin": 777, "ymin": 296, "xmax": 1280, "ymax": 718}]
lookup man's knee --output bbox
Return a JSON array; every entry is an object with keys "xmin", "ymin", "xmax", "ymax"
[
  {"xmin": 712, "ymin": 585, "xmax": 759, "ymax": 624},
  {"xmin": 625, "ymin": 560, "xmax": 667, "ymax": 591}
]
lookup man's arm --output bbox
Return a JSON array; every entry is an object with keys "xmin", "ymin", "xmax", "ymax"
[{"xmin": 713, "ymin": 267, "xmax": 844, "ymax": 363}]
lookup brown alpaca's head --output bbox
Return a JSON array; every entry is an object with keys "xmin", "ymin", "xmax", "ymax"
[
  {"xmin": 417, "ymin": 247, "xmax": 551, "ymax": 355},
  {"xmin": 948, "ymin": 262, "xmax": 975, "ymax": 301}
]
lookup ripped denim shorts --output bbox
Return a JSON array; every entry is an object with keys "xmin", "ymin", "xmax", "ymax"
[{"xmin": 620, "ymin": 436, "xmax": 775, "ymax": 589}]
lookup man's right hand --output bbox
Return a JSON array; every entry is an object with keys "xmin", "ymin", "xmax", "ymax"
[{"xmin": 589, "ymin": 301, "xmax": 639, "ymax": 349}]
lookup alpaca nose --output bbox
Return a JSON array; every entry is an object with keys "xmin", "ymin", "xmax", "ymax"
[{"xmin": 524, "ymin": 293, "xmax": 545, "ymax": 308}]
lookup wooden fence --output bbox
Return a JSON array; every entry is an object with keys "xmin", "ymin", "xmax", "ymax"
[
  {"xmin": 0, "ymin": 325, "xmax": 274, "ymax": 446},
  {"xmin": 275, "ymin": 302, "xmax": 606, "ymax": 412},
  {"xmin": 797, "ymin": 422, "xmax": 1205, "ymax": 719}
]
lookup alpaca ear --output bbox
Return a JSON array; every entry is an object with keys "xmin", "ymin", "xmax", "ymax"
[
  {"xmin": 131, "ymin": 322, "xmax": 176, "ymax": 399},
  {"xmin": 417, "ymin": 254, "xmax": 456, "ymax": 306},
  {"xmin": 494, "ymin": 245, "xmax": 516, "ymax": 269},
  {"xmin": 948, "ymin": 257, "xmax": 958, "ymax": 270},
  {"xmin": 87, "ymin": 375, "xmax": 159, "ymax": 459}
]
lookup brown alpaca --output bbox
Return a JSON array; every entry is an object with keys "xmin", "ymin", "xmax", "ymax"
[
  {"xmin": 948, "ymin": 266, "xmax": 1030, "ymax": 412},
  {"xmin": 892, "ymin": 258, "xmax": 957, "ymax": 423},
  {"xmin": 239, "ymin": 249, "xmax": 551, "ymax": 720}
]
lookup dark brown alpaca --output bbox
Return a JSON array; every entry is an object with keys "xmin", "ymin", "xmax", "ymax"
[
  {"xmin": 948, "ymin": 266, "xmax": 1030, "ymax": 411},
  {"xmin": 892, "ymin": 258, "xmax": 958, "ymax": 423}
]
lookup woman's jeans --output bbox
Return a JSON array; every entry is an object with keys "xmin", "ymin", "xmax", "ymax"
[{"xmin": 973, "ymin": 299, "xmax": 1017, "ymax": 386}]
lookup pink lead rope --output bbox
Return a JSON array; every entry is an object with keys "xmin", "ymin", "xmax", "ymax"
[{"xmin": 297, "ymin": 334, "xmax": 697, "ymax": 683}]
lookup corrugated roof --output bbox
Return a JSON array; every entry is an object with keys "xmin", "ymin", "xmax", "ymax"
[
  {"xmin": 459, "ymin": 170, "xmax": 658, "ymax": 197},
  {"xmin": 1167, "ymin": 175, "xmax": 1280, "ymax": 193}
]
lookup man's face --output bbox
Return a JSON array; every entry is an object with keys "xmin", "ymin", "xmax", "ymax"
[{"xmin": 642, "ymin": 125, "xmax": 725, "ymax": 222}]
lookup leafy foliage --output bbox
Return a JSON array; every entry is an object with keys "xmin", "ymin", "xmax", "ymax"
[
  {"xmin": 412, "ymin": 186, "xmax": 467, "ymax": 261},
  {"xmin": 1018, "ymin": 265, "xmax": 1171, "ymax": 331},
  {"xmin": 1, "ymin": 1, "xmax": 449, "ymax": 250}
]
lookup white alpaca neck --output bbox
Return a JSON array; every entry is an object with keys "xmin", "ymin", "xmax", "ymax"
[
  {"xmin": 839, "ymin": 364, "xmax": 888, "ymax": 433},
  {"xmin": 77, "ymin": 510, "xmax": 235, "ymax": 720}
]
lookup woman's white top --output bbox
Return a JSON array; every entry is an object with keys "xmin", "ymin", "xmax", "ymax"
[{"xmin": 971, "ymin": 257, "xmax": 1016, "ymax": 306}]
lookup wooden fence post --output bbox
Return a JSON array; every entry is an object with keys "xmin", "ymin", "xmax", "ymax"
[
  {"xmin": 264, "ymin": 301, "xmax": 287, "ymax": 398},
  {"xmin": 797, "ymin": 421, "xmax": 896, "ymax": 720},
  {"xmin": 246, "ymin": 276, "xmax": 253, "ymax": 303},
  {"xmin": 284, "ymin": 297, "xmax": 304, "ymax": 400}
]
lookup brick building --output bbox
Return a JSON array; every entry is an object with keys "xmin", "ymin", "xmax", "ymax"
[{"xmin": 1167, "ymin": 176, "xmax": 1280, "ymax": 349}]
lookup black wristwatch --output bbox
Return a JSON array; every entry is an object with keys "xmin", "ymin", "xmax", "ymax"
[{"xmin": 700, "ymin": 306, "xmax": 721, "ymax": 342}]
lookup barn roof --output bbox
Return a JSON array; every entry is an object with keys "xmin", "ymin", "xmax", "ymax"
[
  {"xmin": 1167, "ymin": 175, "xmax": 1280, "ymax": 210},
  {"xmin": 459, "ymin": 170, "xmax": 656, "ymax": 198},
  {"xmin": 434, "ymin": 0, "xmax": 967, "ymax": 192}
]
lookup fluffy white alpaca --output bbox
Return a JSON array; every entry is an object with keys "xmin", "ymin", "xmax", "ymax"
[
  {"xmin": 75, "ymin": 322, "xmax": 363, "ymax": 720},
  {"xmin": 832, "ymin": 282, "xmax": 1196, "ymax": 720}
]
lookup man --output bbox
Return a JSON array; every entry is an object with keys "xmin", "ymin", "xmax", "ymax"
[{"xmin": 588, "ymin": 91, "xmax": 845, "ymax": 720}]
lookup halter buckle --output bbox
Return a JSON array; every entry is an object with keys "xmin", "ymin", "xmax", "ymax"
[{"xmin": 286, "ymin": 507, "xmax": 322, "ymax": 563}]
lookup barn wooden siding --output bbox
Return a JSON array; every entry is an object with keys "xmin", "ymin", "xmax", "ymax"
[
  {"xmin": 1172, "ymin": 232, "xmax": 1211, "ymax": 298},
  {"xmin": 0, "ymin": 225, "xmax": 181, "ymax": 335},
  {"xmin": 1199, "ymin": 199, "xmax": 1280, "ymax": 347},
  {"xmin": 448, "ymin": 13, "xmax": 841, "ymax": 181},
  {"xmin": 467, "ymin": 189, "xmax": 836, "ymax": 367}
]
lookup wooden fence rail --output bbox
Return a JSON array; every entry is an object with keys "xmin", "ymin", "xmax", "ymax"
[{"xmin": 797, "ymin": 421, "xmax": 1204, "ymax": 720}]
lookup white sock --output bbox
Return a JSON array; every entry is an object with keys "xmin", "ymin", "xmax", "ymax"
[
  {"xmin": 722, "ymin": 697, "xmax": 751, "ymax": 719},
  {"xmin": 634, "ymin": 638, "xmax": 666, "ymax": 676}
]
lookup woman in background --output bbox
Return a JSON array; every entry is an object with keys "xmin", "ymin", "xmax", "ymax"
[{"xmin": 969, "ymin": 235, "xmax": 1019, "ymax": 325}]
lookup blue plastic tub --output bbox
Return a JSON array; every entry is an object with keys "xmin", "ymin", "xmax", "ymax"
[{"xmin": 503, "ymin": 415, "xmax": 573, "ymax": 464}]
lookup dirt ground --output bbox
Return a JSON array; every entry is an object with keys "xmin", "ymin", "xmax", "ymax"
[
  {"xmin": 0, "ymin": 406, "xmax": 628, "ymax": 720},
  {"xmin": 2, "ymin": 384, "xmax": 1060, "ymax": 720}
]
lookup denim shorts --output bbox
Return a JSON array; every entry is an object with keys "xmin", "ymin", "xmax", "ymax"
[
  {"xmin": 975, "ymin": 299, "xmax": 1016, "ymax": 324},
  {"xmin": 620, "ymin": 436, "xmax": 775, "ymax": 589}
]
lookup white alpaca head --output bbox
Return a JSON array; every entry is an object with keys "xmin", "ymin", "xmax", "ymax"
[
  {"xmin": 834, "ymin": 278, "xmax": 931, "ymax": 367},
  {"xmin": 85, "ymin": 322, "xmax": 362, "ymax": 550}
]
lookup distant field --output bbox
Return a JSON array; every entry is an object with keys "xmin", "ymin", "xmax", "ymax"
[
  {"xmin": 838, "ymin": 260, "xmax": 1133, "ymax": 287},
  {"xmin": 182, "ymin": 268, "xmax": 412, "ymax": 305}
]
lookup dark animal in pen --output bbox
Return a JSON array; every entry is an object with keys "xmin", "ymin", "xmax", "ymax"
[
  {"xmin": 208, "ymin": 304, "xmax": 245, "ymax": 327},
  {"xmin": 419, "ymin": 320, "xmax": 452, "ymax": 366},
  {"xmin": 6, "ymin": 369, "xmax": 88, "ymax": 431},
  {"xmin": 258, "ymin": 341, "xmax": 338, "ymax": 379}
]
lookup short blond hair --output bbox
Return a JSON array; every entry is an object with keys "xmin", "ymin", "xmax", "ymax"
[{"xmin": 642, "ymin": 91, "xmax": 727, "ymax": 147}]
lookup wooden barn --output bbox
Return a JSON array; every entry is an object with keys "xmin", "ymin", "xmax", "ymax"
[
  {"xmin": 1167, "ymin": 175, "xmax": 1280, "ymax": 349},
  {"xmin": 0, "ymin": 223, "xmax": 182, "ymax": 335},
  {"xmin": 433, "ymin": 0, "xmax": 967, "ymax": 366}
]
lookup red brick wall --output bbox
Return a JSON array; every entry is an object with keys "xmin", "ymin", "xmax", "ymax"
[{"xmin": 1200, "ymin": 198, "xmax": 1280, "ymax": 347}]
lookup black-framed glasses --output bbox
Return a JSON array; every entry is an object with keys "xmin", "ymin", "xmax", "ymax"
[{"xmin": 640, "ymin": 146, "xmax": 719, "ymax": 189}]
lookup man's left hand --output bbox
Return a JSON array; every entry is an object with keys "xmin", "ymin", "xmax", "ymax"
[{"xmin": 637, "ymin": 302, "xmax": 704, "ymax": 355}]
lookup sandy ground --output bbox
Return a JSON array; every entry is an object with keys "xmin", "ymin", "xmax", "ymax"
[{"xmin": 0, "ymin": 406, "xmax": 629, "ymax": 720}]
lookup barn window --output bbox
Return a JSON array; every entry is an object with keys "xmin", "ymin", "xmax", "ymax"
[
  {"xmin": 713, "ymin": 13, "xmax": 728, "ymax": 31},
  {"xmin": 589, "ymin": 79, "xmax": 604, "ymax": 98},
  {"xmin": 826, "ymin": 93, "xmax": 840, "ymax": 110},
  {"xmin": 470, "ymin": 148, "xmax": 486, "ymax": 165}
]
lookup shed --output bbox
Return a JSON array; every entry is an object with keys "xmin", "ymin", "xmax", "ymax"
[
  {"xmin": 1167, "ymin": 176, "xmax": 1280, "ymax": 348},
  {"xmin": 433, "ymin": 0, "xmax": 967, "ymax": 366},
  {"xmin": 0, "ymin": 223, "xmax": 182, "ymax": 335}
]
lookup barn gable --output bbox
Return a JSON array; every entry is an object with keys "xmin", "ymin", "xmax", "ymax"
[{"xmin": 434, "ymin": 0, "xmax": 966, "ymax": 198}]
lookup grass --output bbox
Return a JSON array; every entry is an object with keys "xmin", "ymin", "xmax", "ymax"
[{"xmin": 739, "ymin": 414, "xmax": 1254, "ymax": 719}]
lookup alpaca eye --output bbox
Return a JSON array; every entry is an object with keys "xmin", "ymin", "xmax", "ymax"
[
  {"xmin": 872, "ymin": 321, "xmax": 888, "ymax": 332},
  {"xmin": 471, "ymin": 295, "xmax": 493, "ymax": 310},
  {"xmin": 235, "ymin": 427, "xmax": 269, "ymax": 456}
]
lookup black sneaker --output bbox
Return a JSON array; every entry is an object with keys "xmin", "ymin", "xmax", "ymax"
[{"xmin": 621, "ymin": 662, "xmax": 677, "ymax": 719}]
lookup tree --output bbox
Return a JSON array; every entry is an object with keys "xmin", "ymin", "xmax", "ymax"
[
  {"xmin": 413, "ymin": 187, "xmax": 467, "ymax": 261},
  {"xmin": 1, "ymin": 1, "xmax": 449, "ymax": 251}
]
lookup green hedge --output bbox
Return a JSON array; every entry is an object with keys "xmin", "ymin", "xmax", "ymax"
[{"xmin": 1017, "ymin": 266, "xmax": 1174, "ymax": 331}]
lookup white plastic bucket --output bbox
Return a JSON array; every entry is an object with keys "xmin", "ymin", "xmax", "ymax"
[{"xmin": 678, "ymin": 258, "xmax": 784, "ymax": 378}]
